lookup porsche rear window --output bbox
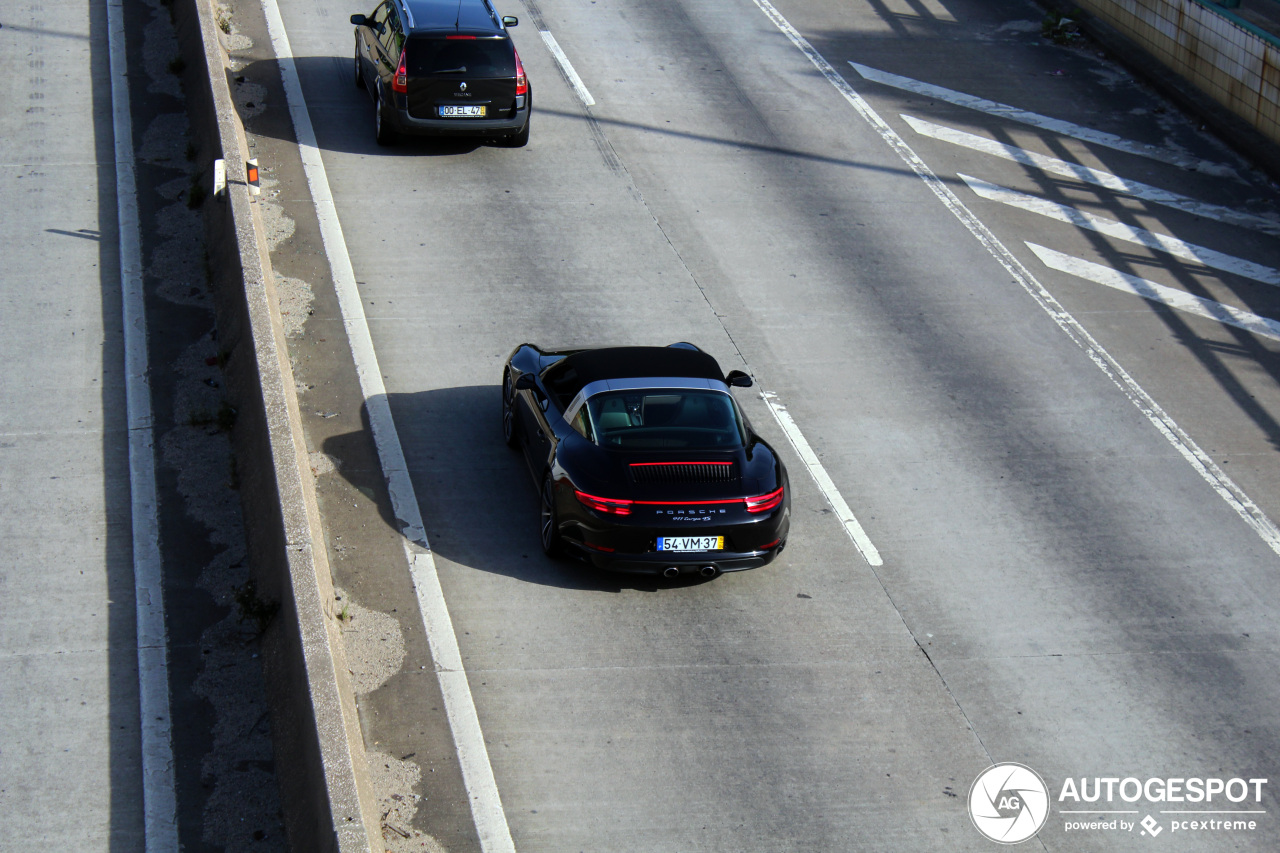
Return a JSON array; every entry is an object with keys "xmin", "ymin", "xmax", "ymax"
[
  {"xmin": 586, "ymin": 390, "xmax": 744, "ymax": 449},
  {"xmin": 406, "ymin": 37, "xmax": 515, "ymax": 77}
]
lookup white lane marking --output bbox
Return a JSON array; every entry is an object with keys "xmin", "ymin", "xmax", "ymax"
[
  {"xmin": 901, "ymin": 114, "xmax": 1280, "ymax": 236},
  {"xmin": 540, "ymin": 31, "xmax": 595, "ymax": 106},
  {"xmin": 960, "ymin": 174, "xmax": 1280, "ymax": 287},
  {"xmin": 106, "ymin": 0, "xmax": 178, "ymax": 849},
  {"xmin": 1028, "ymin": 242, "xmax": 1280, "ymax": 341},
  {"xmin": 257, "ymin": 2, "xmax": 517, "ymax": 851},
  {"xmin": 747, "ymin": 0, "xmax": 1280, "ymax": 556},
  {"xmin": 848, "ymin": 61, "xmax": 1236, "ymax": 177},
  {"xmin": 761, "ymin": 393, "xmax": 882, "ymax": 566}
]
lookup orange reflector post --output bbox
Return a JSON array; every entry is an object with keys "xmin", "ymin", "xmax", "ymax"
[{"xmin": 247, "ymin": 158, "xmax": 260, "ymax": 196}]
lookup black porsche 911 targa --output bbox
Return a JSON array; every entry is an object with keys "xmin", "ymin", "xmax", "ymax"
[{"xmin": 502, "ymin": 343, "xmax": 790, "ymax": 578}]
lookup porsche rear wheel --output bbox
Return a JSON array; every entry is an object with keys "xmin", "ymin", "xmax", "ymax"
[
  {"xmin": 502, "ymin": 370, "xmax": 518, "ymax": 447},
  {"xmin": 540, "ymin": 475, "xmax": 563, "ymax": 558}
]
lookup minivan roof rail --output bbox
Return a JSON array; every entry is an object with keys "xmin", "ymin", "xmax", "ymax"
[{"xmin": 397, "ymin": 0, "xmax": 415, "ymax": 28}]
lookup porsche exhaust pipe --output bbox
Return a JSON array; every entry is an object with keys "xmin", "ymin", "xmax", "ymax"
[
  {"xmin": 699, "ymin": 566, "xmax": 719, "ymax": 579},
  {"xmin": 662, "ymin": 567, "xmax": 680, "ymax": 579}
]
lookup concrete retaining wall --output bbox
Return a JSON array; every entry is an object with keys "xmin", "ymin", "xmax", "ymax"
[
  {"xmin": 1078, "ymin": 0, "xmax": 1280, "ymax": 145},
  {"xmin": 171, "ymin": 1, "xmax": 383, "ymax": 850}
]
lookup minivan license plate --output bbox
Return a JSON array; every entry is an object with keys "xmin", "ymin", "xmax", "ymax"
[
  {"xmin": 439, "ymin": 105, "xmax": 486, "ymax": 117},
  {"xmin": 658, "ymin": 536, "xmax": 724, "ymax": 552}
]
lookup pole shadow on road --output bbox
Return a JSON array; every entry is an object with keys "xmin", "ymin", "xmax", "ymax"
[
  {"xmin": 230, "ymin": 53, "xmax": 933, "ymax": 175},
  {"xmin": 238, "ymin": 46, "xmax": 1280, "ymax": 456}
]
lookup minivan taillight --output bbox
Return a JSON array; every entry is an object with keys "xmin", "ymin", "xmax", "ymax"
[
  {"xmin": 745, "ymin": 486, "xmax": 784, "ymax": 514},
  {"xmin": 393, "ymin": 50, "xmax": 408, "ymax": 93},
  {"xmin": 514, "ymin": 47, "xmax": 527, "ymax": 96}
]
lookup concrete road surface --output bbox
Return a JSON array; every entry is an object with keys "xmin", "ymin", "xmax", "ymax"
[
  {"xmin": 0, "ymin": 0, "xmax": 284, "ymax": 849},
  {"xmin": 237, "ymin": 0, "xmax": 1280, "ymax": 848},
  {"xmin": 0, "ymin": 0, "xmax": 144, "ymax": 846}
]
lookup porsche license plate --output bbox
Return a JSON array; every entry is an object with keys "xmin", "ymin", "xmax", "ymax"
[
  {"xmin": 658, "ymin": 536, "xmax": 724, "ymax": 552},
  {"xmin": 439, "ymin": 105, "xmax": 486, "ymax": 118}
]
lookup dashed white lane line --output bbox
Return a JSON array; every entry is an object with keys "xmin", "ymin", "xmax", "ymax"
[
  {"xmin": 258, "ymin": 1, "xmax": 517, "ymax": 850},
  {"xmin": 541, "ymin": 14, "xmax": 875, "ymax": 566},
  {"xmin": 848, "ymin": 61, "xmax": 1236, "ymax": 177},
  {"xmin": 901, "ymin": 114, "xmax": 1280, "ymax": 236},
  {"xmin": 540, "ymin": 31, "xmax": 594, "ymax": 106},
  {"xmin": 961, "ymin": 174, "xmax": 1280, "ymax": 287},
  {"xmin": 761, "ymin": 393, "xmax": 882, "ymax": 566},
  {"xmin": 106, "ymin": 0, "xmax": 178, "ymax": 849},
  {"xmin": 747, "ymin": 0, "xmax": 1280, "ymax": 557},
  {"xmin": 1028, "ymin": 243, "xmax": 1280, "ymax": 341}
]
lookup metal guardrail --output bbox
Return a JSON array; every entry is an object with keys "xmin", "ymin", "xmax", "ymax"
[{"xmin": 1191, "ymin": 0, "xmax": 1280, "ymax": 48}]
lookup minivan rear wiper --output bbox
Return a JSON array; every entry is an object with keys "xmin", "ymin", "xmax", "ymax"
[{"xmin": 437, "ymin": 66, "xmax": 467, "ymax": 74}]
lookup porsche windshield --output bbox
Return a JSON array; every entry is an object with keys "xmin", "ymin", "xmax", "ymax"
[{"xmin": 581, "ymin": 389, "xmax": 745, "ymax": 449}]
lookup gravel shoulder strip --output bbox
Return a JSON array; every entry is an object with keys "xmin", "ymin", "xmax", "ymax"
[
  {"xmin": 169, "ymin": 0, "xmax": 385, "ymax": 849},
  {"xmin": 113, "ymin": 0, "xmax": 292, "ymax": 847}
]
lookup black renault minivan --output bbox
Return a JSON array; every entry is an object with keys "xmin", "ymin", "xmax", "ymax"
[{"xmin": 352, "ymin": 0, "xmax": 530, "ymax": 146}]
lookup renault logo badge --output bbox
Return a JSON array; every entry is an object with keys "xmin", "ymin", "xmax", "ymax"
[{"xmin": 459, "ymin": 81, "xmax": 467, "ymax": 91}]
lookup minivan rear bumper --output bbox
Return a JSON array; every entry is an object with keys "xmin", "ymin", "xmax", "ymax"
[{"xmin": 393, "ymin": 98, "xmax": 529, "ymax": 137}]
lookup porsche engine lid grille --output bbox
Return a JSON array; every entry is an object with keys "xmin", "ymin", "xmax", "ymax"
[{"xmin": 629, "ymin": 461, "xmax": 737, "ymax": 484}]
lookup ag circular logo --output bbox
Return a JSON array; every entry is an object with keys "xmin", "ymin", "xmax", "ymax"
[{"xmin": 968, "ymin": 762, "xmax": 1050, "ymax": 844}]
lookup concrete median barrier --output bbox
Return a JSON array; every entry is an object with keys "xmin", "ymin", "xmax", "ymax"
[{"xmin": 171, "ymin": 1, "xmax": 383, "ymax": 850}]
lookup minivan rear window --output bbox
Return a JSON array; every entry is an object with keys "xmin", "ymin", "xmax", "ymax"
[{"xmin": 407, "ymin": 36, "xmax": 515, "ymax": 77}]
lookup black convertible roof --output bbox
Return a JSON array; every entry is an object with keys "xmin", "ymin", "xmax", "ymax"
[{"xmin": 543, "ymin": 346, "xmax": 725, "ymax": 398}]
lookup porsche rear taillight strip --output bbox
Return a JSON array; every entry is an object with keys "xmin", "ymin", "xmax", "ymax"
[
  {"xmin": 575, "ymin": 487, "xmax": 784, "ymax": 514},
  {"xmin": 633, "ymin": 498, "xmax": 740, "ymax": 506},
  {"xmin": 629, "ymin": 461, "xmax": 733, "ymax": 467}
]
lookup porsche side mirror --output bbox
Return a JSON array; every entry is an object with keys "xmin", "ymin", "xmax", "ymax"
[
  {"xmin": 726, "ymin": 370, "xmax": 753, "ymax": 388},
  {"xmin": 515, "ymin": 373, "xmax": 538, "ymax": 391},
  {"xmin": 350, "ymin": 13, "xmax": 366, "ymax": 25},
  {"xmin": 502, "ymin": 15, "xmax": 518, "ymax": 26}
]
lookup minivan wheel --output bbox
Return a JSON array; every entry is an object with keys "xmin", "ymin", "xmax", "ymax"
[
  {"xmin": 374, "ymin": 88, "xmax": 395, "ymax": 146},
  {"xmin": 539, "ymin": 475, "xmax": 563, "ymax": 558},
  {"xmin": 353, "ymin": 44, "xmax": 364, "ymax": 90}
]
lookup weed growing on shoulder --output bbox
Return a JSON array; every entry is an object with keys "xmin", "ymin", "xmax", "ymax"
[{"xmin": 233, "ymin": 579, "xmax": 279, "ymax": 633}]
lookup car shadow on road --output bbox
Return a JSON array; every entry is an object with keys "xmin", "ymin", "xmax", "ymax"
[
  {"xmin": 228, "ymin": 56, "xmax": 513, "ymax": 158},
  {"xmin": 321, "ymin": 385, "xmax": 716, "ymax": 592}
]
